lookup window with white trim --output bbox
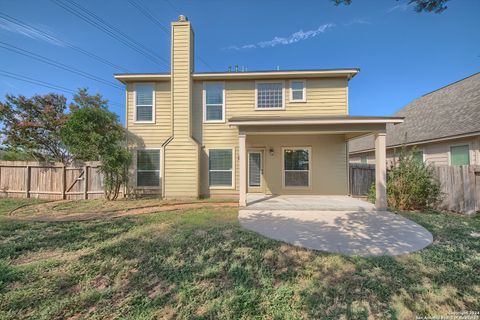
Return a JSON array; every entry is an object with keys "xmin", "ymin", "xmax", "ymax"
[
  {"xmin": 283, "ymin": 148, "xmax": 310, "ymax": 187},
  {"xmin": 137, "ymin": 150, "xmax": 160, "ymax": 187},
  {"xmin": 209, "ymin": 149, "xmax": 233, "ymax": 187},
  {"xmin": 135, "ymin": 83, "xmax": 154, "ymax": 122},
  {"xmin": 256, "ymin": 82, "xmax": 284, "ymax": 109},
  {"xmin": 204, "ymin": 82, "xmax": 224, "ymax": 122},
  {"xmin": 290, "ymin": 80, "xmax": 306, "ymax": 102}
]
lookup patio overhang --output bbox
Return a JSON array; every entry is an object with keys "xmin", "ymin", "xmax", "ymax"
[
  {"xmin": 229, "ymin": 115, "xmax": 404, "ymax": 211},
  {"xmin": 228, "ymin": 115, "xmax": 404, "ymax": 140}
]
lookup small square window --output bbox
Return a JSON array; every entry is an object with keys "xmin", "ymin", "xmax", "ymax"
[{"xmin": 290, "ymin": 80, "xmax": 306, "ymax": 102}]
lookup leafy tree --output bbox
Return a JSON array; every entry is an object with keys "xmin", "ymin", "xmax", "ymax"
[
  {"xmin": 0, "ymin": 93, "xmax": 69, "ymax": 163},
  {"xmin": 69, "ymin": 88, "xmax": 109, "ymax": 111},
  {"xmin": 332, "ymin": 0, "xmax": 450, "ymax": 13},
  {"xmin": 61, "ymin": 102, "xmax": 131, "ymax": 200}
]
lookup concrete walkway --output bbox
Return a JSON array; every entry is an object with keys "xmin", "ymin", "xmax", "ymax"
[{"xmin": 239, "ymin": 196, "xmax": 433, "ymax": 256}]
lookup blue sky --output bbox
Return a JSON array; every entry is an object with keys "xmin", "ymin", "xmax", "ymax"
[{"xmin": 0, "ymin": 0, "xmax": 479, "ymax": 124}]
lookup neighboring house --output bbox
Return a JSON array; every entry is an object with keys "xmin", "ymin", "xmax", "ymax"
[
  {"xmin": 349, "ymin": 73, "xmax": 480, "ymax": 167},
  {"xmin": 114, "ymin": 16, "xmax": 403, "ymax": 209}
]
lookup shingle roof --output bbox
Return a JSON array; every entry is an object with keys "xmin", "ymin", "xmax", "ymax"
[{"xmin": 349, "ymin": 72, "xmax": 480, "ymax": 153}]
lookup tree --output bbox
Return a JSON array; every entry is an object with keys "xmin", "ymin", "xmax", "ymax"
[
  {"xmin": 0, "ymin": 93, "xmax": 69, "ymax": 163},
  {"xmin": 61, "ymin": 102, "xmax": 131, "ymax": 200},
  {"xmin": 332, "ymin": 0, "xmax": 450, "ymax": 13},
  {"xmin": 69, "ymin": 88, "xmax": 109, "ymax": 111}
]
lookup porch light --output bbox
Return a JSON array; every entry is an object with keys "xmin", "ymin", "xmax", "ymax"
[{"xmin": 269, "ymin": 148, "xmax": 274, "ymax": 156}]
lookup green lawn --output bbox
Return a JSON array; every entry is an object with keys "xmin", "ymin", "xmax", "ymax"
[{"xmin": 0, "ymin": 199, "xmax": 479, "ymax": 319}]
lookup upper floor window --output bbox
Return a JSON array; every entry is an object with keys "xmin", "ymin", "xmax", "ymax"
[
  {"xmin": 450, "ymin": 145, "xmax": 470, "ymax": 165},
  {"xmin": 290, "ymin": 80, "xmax": 306, "ymax": 102},
  {"xmin": 135, "ymin": 83, "xmax": 154, "ymax": 123},
  {"xmin": 203, "ymin": 82, "xmax": 225, "ymax": 122},
  {"xmin": 255, "ymin": 81, "xmax": 285, "ymax": 109}
]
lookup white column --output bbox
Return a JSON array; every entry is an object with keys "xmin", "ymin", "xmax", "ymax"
[
  {"xmin": 239, "ymin": 132, "xmax": 247, "ymax": 206},
  {"xmin": 375, "ymin": 132, "xmax": 387, "ymax": 210}
]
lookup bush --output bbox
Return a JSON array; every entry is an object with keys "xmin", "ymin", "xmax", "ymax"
[{"xmin": 367, "ymin": 148, "xmax": 442, "ymax": 211}]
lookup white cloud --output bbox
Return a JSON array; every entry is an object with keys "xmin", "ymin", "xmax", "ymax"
[
  {"xmin": 386, "ymin": 3, "xmax": 410, "ymax": 13},
  {"xmin": 344, "ymin": 18, "xmax": 371, "ymax": 26},
  {"xmin": 224, "ymin": 23, "xmax": 335, "ymax": 50},
  {"xmin": 0, "ymin": 19, "xmax": 64, "ymax": 47}
]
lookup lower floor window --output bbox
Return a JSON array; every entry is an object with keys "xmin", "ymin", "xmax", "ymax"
[
  {"xmin": 137, "ymin": 149, "xmax": 160, "ymax": 187},
  {"xmin": 209, "ymin": 149, "xmax": 233, "ymax": 187},
  {"xmin": 283, "ymin": 147, "xmax": 310, "ymax": 187}
]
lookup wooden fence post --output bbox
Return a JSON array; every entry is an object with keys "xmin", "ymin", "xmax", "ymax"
[
  {"xmin": 83, "ymin": 165, "xmax": 89, "ymax": 200},
  {"xmin": 61, "ymin": 165, "xmax": 66, "ymax": 200},
  {"xmin": 25, "ymin": 165, "xmax": 31, "ymax": 198}
]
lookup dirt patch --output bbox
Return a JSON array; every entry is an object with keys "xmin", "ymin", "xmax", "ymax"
[{"xmin": 8, "ymin": 201, "xmax": 238, "ymax": 222}]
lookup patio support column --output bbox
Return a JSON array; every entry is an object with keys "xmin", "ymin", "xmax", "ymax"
[
  {"xmin": 239, "ymin": 132, "xmax": 247, "ymax": 206},
  {"xmin": 375, "ymin": 132, "xmax": 387, "ymax": 211}
]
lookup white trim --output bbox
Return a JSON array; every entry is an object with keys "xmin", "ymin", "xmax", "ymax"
[
  {"xmin": 133, "ymin": 83, "xmax": 155, "ymax": 124},
  {"xmin": 255, "ymin": 80, "xmax": 285, "ymax": 110},
  {"xmin": 114, "ymin": 69, "xmax": 359, "ymax": 83},
  {"xmin": 289, "ymin": 79, "xmax": 306, "ymax": 103},
  {"xmin": 247, "ymin": 149, "xmax": 263, "ymax": 189},
  {"xmin": 230, "ymin": 118, "xmax": 403, "ymax": 126},
  {"xmin": 207, "ymin": 147, "xmax": 236, "ymax": 189},
  {"xmin": 135, "ymin": 148, "xmax": 161, "ymax": 188},
  {"xmin": 448, "ymin": 143, "xmax": 471, "ymax": 166},
  {"xmin": 281, "ymin": 146, "xmax": 312, "ymax": 189},
  {"xmin": 203, "ymin": 81, "xmax": 225, "ymax": 123}
]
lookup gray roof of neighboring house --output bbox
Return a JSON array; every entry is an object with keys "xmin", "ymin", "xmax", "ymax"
[{"xmin": 349, "ymin": 72, "xmax": 480, "ymax": 153}]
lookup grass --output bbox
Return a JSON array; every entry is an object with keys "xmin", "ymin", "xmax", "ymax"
[{"xmin": 0, "ymin": 198, "xmax": 479, "ymax": 319}]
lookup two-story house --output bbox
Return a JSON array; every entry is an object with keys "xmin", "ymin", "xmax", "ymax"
[{"xmin": 114, "ymin": 16, "xmax": 403, "ymax": 210}]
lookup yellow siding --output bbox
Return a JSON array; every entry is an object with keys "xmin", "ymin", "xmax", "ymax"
[
  {"xmin": 125, "ymin": 82, "xmax": 171, "ymax": 194},
  {"xmin": 126, "ymin": 82, "xmax": 172, "ymax": 147},
  {"xmin": 164, "ymin": 21, "xmax": 199, "ymax": 198},
  {"xmin": 192, "ymin": 78, "xmax": 349, "ymax": 196}
]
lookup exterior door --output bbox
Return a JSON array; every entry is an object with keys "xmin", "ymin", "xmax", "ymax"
[{"xmin": 248, "ymin": 149, "xmax": 265, "ymax": 193}]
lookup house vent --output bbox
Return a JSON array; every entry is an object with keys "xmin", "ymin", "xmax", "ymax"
[{"xmin": 178, "ymin": 15, "xmax": 188, "ymax": 22}]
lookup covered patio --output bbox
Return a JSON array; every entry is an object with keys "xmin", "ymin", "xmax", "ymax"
[{"xmin": 229, "ymin": 115, "xmax": 404, "ymax": 210}]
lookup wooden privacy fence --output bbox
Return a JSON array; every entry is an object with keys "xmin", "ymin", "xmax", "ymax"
[
  {"xmin": 0, "ymin": 160, "xmax": 117, "ymax": 200},
  {"xmin": 349, "ymin": 163, "xmax": 375, "ymax": 196},
  {"xmin": 433, "ymin": 165, "xmax": 480, "ymax": 215},
  {"xmin": 349, "ymin": 163, "xmax": 480, "ymax": 214}
]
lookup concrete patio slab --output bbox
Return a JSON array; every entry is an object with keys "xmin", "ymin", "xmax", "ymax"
[
  {"xmin": 247, "ymin": 194, "xmax": 376, "ymax": 211},
  {"xmin": 239, "ymin": 209, "xmax": 433, "ymax": 256}
]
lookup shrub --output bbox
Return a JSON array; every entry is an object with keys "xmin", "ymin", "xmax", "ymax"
[{"xmin": 367, "ymin": 148, "xmax": 442, "ymax": 211}]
